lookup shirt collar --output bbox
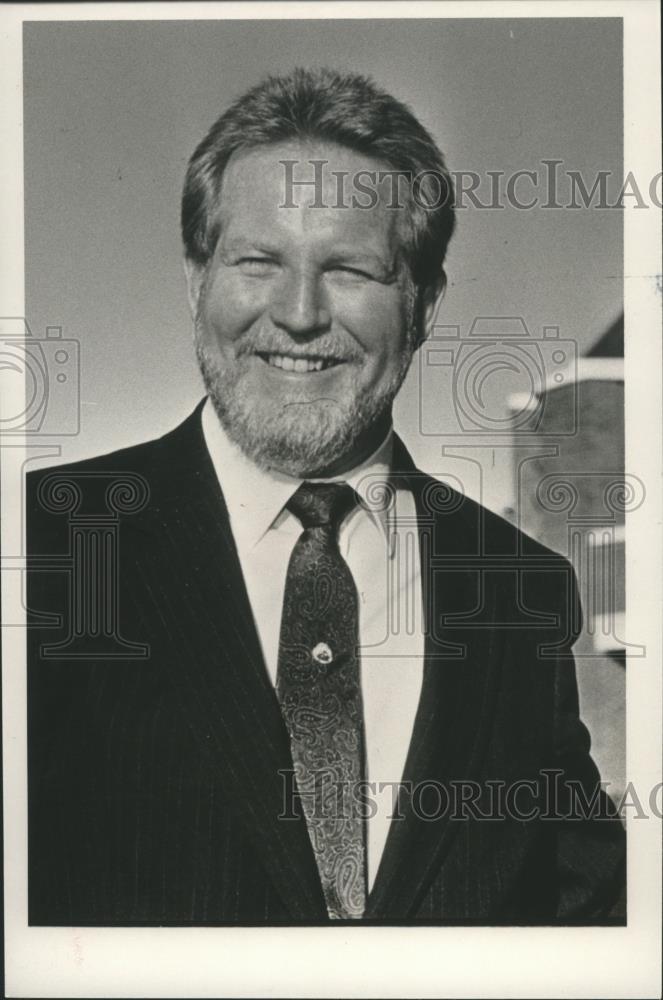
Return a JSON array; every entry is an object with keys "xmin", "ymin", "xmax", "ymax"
[{"xmin": 201, "ymin": 397, "xmax": 394, "ymax": 551}]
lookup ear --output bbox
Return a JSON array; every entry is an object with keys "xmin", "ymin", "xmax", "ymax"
[
  {"xmin": 415, "ymin": 283, "xmax": 444, "ymax": 350},
  {"xmin": 183, "ymin": 257, "xmax": 206, "ymax": 320}
]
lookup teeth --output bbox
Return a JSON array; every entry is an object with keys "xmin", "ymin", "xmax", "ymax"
[{"xmin": 265, "ymin": 353, "xmax": 332, "ymax": 372}]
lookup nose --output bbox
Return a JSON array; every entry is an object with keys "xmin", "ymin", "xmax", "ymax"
[{"xmin": 268, "ymin": 268, "xmax": 331, "ymax": 337}]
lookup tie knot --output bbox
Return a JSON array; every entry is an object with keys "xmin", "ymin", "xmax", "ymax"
[{"xmin": 287, "ymin": 482, "xmax": 358, "ymax": 532}]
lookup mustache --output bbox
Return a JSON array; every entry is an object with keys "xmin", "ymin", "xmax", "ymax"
[{"xmin": 233, "ymin": 331, "xmax": 362, "ymax": 363}]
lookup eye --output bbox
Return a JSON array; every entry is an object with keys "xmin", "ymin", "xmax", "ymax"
[
  {"xmin": 328, "ymin": 265, "xmax": 375, "ymax": 281},
  {"xmin": 237, "ymin": 257, "xmax": 277, "ymax": 275}
]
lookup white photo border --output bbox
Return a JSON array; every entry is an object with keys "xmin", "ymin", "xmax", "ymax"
[{"xmin": 1, "ymin": 2, "xmax": 661, "ymax": 998}]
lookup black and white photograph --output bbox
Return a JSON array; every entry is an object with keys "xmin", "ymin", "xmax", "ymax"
[{"xmin": 1, "ymin": 2, "xmax": 661, "ymax": 997}]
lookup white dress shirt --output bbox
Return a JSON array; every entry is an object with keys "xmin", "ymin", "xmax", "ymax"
[{"xmin": 201, "ymin": 399, "xmax": 425, "ymax": 890}]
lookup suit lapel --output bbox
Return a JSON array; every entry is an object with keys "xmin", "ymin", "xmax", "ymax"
[
  {"xmin": 366, "ymin": 439, "xmax": 504, "ymax": 919},
  {"xmin": 126, "ymin": 404, "xmax": 327, "ymax": 920}
]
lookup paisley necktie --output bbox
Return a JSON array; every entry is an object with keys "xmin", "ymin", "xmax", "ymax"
[{"xmin": 276, "ymin": 481, "xmax": 367, "ymax": 919}]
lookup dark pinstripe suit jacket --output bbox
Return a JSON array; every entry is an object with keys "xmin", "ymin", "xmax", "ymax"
[{"xmin": 27, "ymin": 401, "xmax": 625, "ymax": 925}]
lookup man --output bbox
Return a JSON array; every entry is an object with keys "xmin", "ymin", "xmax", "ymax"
[{"xmin": 27, "ymin": 67, "xmax": 625, "ymax": 925}]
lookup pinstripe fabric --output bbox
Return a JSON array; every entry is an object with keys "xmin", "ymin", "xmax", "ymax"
[{"xmin": 27, "ymin": 401, "xmax": 625, "ymax": 925}]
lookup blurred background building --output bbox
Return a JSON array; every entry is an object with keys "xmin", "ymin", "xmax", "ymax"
[{"xmin": 507, "ymin": 313, "xmax": 626, "ymax": 802}]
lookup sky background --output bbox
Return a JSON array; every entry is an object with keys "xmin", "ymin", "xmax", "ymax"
[{"xmin": 24, "ymin": 16, "xmax": 623, "ymax": 510}]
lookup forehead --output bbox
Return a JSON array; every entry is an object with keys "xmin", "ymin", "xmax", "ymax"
[{"xmin": 215, "ymin": 140, "xmax": 409, "ymax": 253}]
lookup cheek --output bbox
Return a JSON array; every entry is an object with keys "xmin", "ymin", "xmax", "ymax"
[
  {"xmin": 334, "ymin": 293, "xmax": 409, "ymax": 370},
  {"xmin": 200, "ymin": 274, "xmax": 266, "ymax": 343}
]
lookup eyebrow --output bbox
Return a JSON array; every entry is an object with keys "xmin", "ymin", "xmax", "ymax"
[
  {"xmin": 326, "ymin": 248, "xmax": 383, "ymax": 264},
  {"xmin": 219, "ymin": 240, "xmax": 279, "ymax": 256}
]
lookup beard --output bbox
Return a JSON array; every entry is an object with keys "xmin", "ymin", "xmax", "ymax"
[{"xmin": 194, "ymin": 322, "xmax": 416, "ymax": 478}]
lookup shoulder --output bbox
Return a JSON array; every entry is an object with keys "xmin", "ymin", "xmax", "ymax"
[
  {"xmin": 26, "ymin": 401, "xmax": 209, "ymax": 541},
  {"xmin": 27, "ymin": 404, "xmax": 201, "ymax": 485},
  {"xmin": 393, "ymin": 434, "xmax": 560, "ymax": 562},
  {"xmin": 26, "ymin": 432, "xmax": 162, "ymax": 534},
  {"xmin": 402, "ymin": 458, "xmax": 579, "ymax": 632},
  {"xmin": 461, "ymin": 487, "xmax": 561, "ymax": 561},
  {"xmin": 409, "ymin": 466, "xmax": 565, "ymax": 562}
]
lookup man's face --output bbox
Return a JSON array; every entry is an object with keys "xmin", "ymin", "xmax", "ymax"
[{"xmin": 186, "ymin": 140, "xmax": 420, "ymax": 477}]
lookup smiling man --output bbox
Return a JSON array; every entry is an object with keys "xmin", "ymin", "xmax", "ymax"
[{"xmin": 27, "ymin": 68, "xmax": 625, "ymax": 925}]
